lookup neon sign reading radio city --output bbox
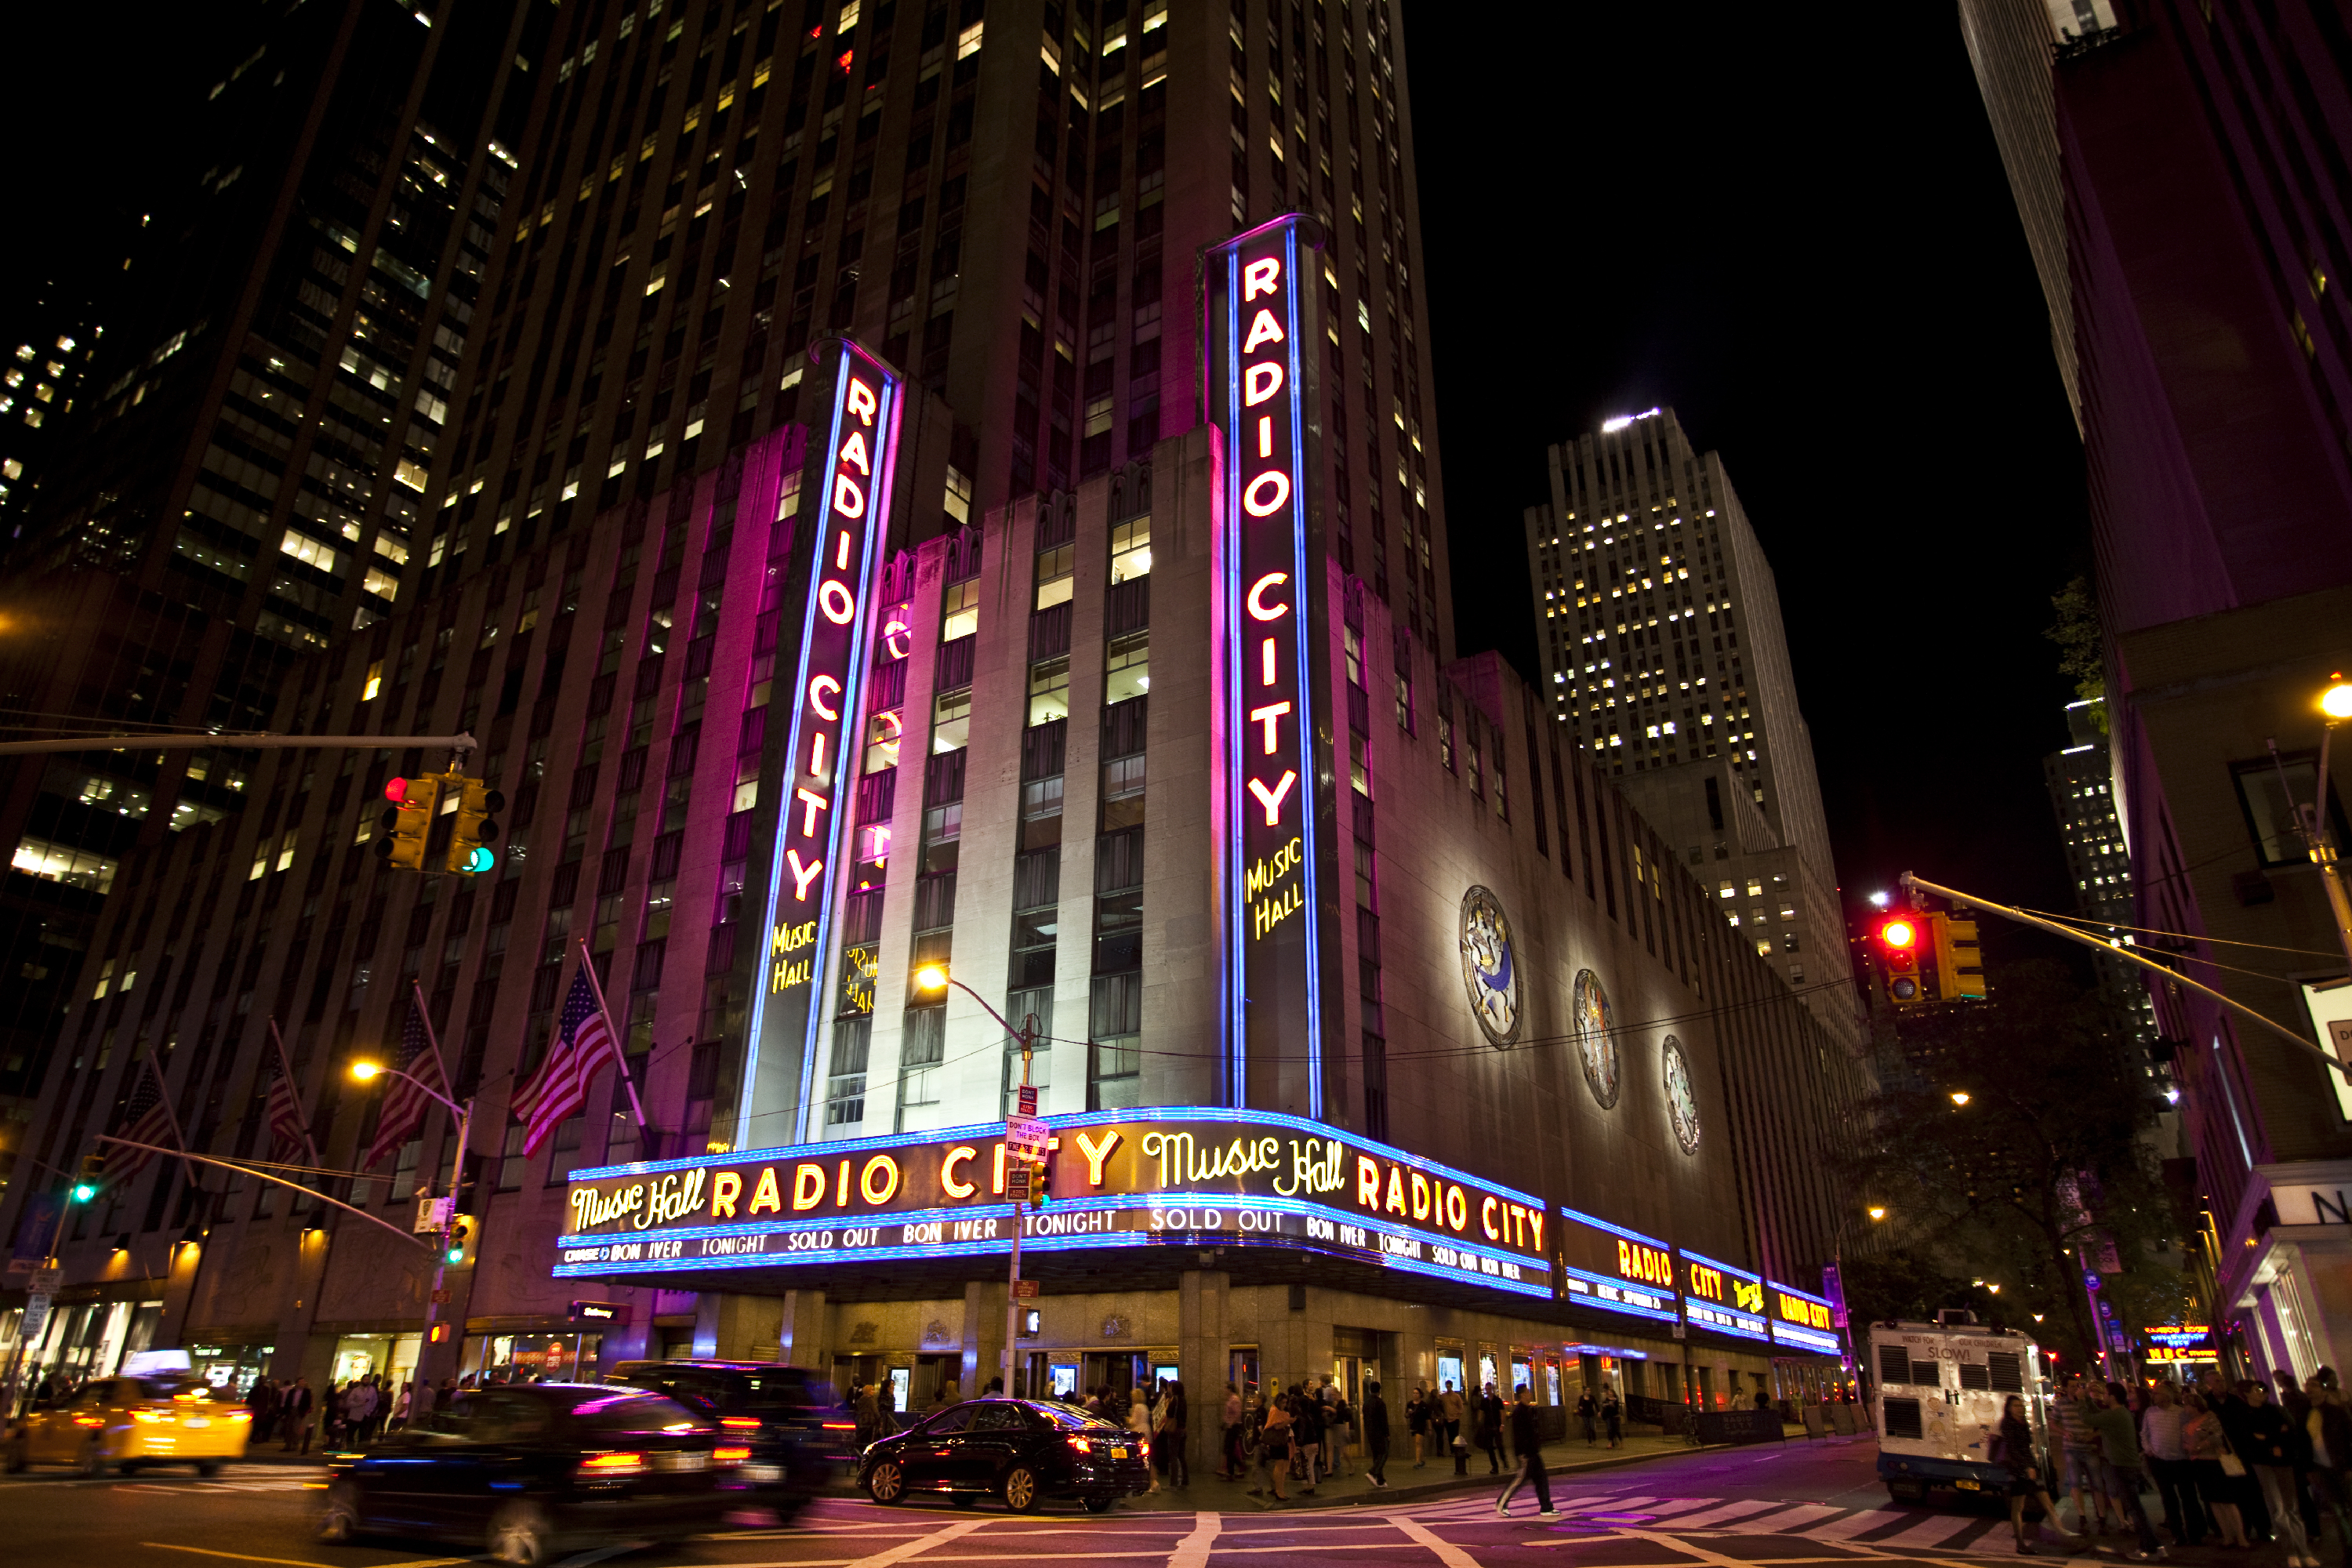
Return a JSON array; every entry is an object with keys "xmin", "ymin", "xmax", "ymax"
[
  {"xmin": 737, "ymin": 339, "xmax": 902, "ymax": 1150},
  {"xmin": 1216, "ymin": 215, "xmax": 1323, "ymax": 1114}
]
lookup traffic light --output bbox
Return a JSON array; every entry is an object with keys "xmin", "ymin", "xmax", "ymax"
[
  {"xmin": 71, "ymin": 1152, "xmax": 103, "ymax": 1202},
  {"xmin": 443, "ymin": 778, "xmax": 506, "ymax": 876},
  {"xmin": 1879, "ymin": 913, "xmax": 1926, "ymax": 1005},
  {"xmin": 1033, "ymin": 1149, "xmax": 1056, "ymax": 1209},
  {"xmin": 1934, "ymin": 912, "xmax": 1987, "ymax": 1000},
  {"xmin": 376, "ymin": 775, "xmax": 442, "ymax": 871},
  {"xmin": 445, "ymin": 1214, "xmax": 478, "ymax": 1268}
]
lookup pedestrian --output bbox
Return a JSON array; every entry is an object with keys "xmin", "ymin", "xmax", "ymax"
[
  {"xmin": 1157, "ymin": 1381, "xmax": 1189, "ymax": 1489},
  {"xmin": 1407, "ymin": 1384, "xmax": 1429, "ymax": 1468},
  {"xmin": 410, "ymin": 1375, "xmax": 437, "ymax": 1427},
  {"xmin": 248, "ymin": 1375, "xmax": 279, "ymax": 1440},
  {"xmin": 929, "ymin": 1378, "xmax": 959, "ymax": 1416},
  {"xmin": 1602, "ymin": 1385, "xmax": 1623, "ymax": 1449},
  {"xmin": 854, "ymin": 1381, "xmax": 880, "ymax": 1449},
  {"xmin": 1440, "ymin": 1380, "xmax": 1468, "ymax": 1475},
  {"xmin": 1478, "ymin": 1381, "xmax": 1507, "ymax": 1475},
  {"xmin": 344, "ymin": 1375, "xmax": 379, "ymax": 1446},
  {"xmin": 1495, "ymin": 1384, "xmax": 1559, "ymax": 1520},
  {"xmin": 1328, "ymin": 1384, "xmax": 1352, "ymax": 1478},
  {"xmin": 2141, "ymin": 1381, "xmax": 2207, "ymax": 1546},
  {"xmin": 1988, "ymin": 1392, "xmax": 2074, "ymax": 1555},
  {"xmin": 1294, "ymin": 1385, "xmax": 1323, "ymax": 1492},
  {"xmin": 2056, "ymin": 1374, "xmax": 2122, "ymax": 1534},
  {"xmin": 390, "ymin": 1378, "xmax": 412, "ymax": 1433},
  {"xmin": 2183, "ymin": 1388, "xmax": 2252, "ymax": 1547},
  {"xmin": 283, "ymin": 1376, "xmax": 314, "ymax": 1453},
  {"xmin": 1364, "ymin": 1380, "xmax": 1392, "ymax": 1490},
  {"xmin": 2247, "ymin": 1379, "xmax": 2317, "ymax": 1566},
  {"xmin": 1254, "ymin": 1394, "xmax": 1293, "ymax": 1504},
  {"xmin": 1221, "ymin": 1382, "xmax": 1244, "ymax": 1480},
  {"xmin": 2209, "ymin": 1371, "xmax": 2273, "ymax": 1542},
  {"xmin": 1577, "ymin": 1388, "xmax": 1598, "ymax": 1446},
  {"xmin": 2085, "ymin": 1378, "xmax": 2165, "ymax": 1559},
  {"xmin": 2306, "ymin": 1369, "xmax": 2352, "ymax": 1556}
]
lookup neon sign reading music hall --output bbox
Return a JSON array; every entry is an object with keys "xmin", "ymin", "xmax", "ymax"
[
  {"xmin": 1210, "ymin": 216, "xmax": 1325, "ymax": 1114},
  {"xmin": 738, "ymin": 339, "xmax": 903, "ymax": 1149}
]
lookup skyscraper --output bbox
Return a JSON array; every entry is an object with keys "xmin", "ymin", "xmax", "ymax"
[
  {"xmin": 0, "ymin": 0, "xmax": 539, "ymax": 1168},
  {"xmin": 1522, "ymin": 408, "xmax": 1858, "ymax": 1053},
  {"xmin": 2041, "ymin": 697, "xmax": 2161, "ymax": 1063},
  {"xmin": 0, "ymin": 0, "xmax": 1864, "ymax": 1429}
]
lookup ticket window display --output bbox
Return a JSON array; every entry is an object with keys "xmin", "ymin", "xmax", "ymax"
[
  {"xmin": 465, "ymin": 1333, "xmax": 600, "ymax": 1384},
  {"xmin": 1476, "ymin": 1351, "xmax": 1499, "ymax": 1397},
  {"xmin": 1151, "ymin": 1361, "xmax": 1180, "ymax": 1396},
  {"xmin": 191, "ymin": 1342, "xmax": 275, "ymax": 1398},
  {"xmin": 331, "ymin": 1333, "xmax": 421, "ymax": 1393},
  {"xmin": 1229, "ymin": 1347, "xmax": 1260, "ymax": 1403},
  {"xmin": 1050, "ymin": 1363, "xmax": 1080, "ymax": 1399},
  {"xmin": 1544, "ymin": 1356, "xmax": 1563, "ymax": 1406},
  {"xmin": 889, "ymin": 1366, "xmax": 911, "ymax": 1417},
  {"xmin": 1509, "ymin": 1356, "xmax": 1534, "ymax": 1399},
  {"xmin": 1437, "ymin": 1350, "xmax": 1466, "ymax": 1400}
]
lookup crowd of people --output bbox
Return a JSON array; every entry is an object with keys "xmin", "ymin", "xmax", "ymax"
[{"xmin": 1998, "ymin": 1366, "xmax": 2352, "ymax": 1561}]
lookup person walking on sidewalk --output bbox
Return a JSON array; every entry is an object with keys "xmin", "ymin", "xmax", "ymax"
[
  {"xmin": 1407, "ymin": 1384, "xmax": 1429, "ymax": 1468},
  {"xmin": 1293, "ymin": 1386, "xmax": 1323, "ymax": 1493},
  {"xmin": 2246, "ymin": 1381, "xmax": 2317, "ymax": 1566},
  {"xmin": 1577, "ymin": 1389, "xmax": 1598, "ymax": 1446},
  {"xmin": 2056, "ymin": 1375, "xmax": 2122, "ymax": 1534},
  {"xmin": 1221, "ymin": 1383, "xmax": 1244, "ymax": 1481},
  {"xmin": 1441, "ymin": 1381, "xmax": 1468, "ymax": 1475},
  {"xmin": 282, "ymin": 1377, "xmax": 314, "ymax": 1453},
  {"xmin": 1602, "ymin": 1386, "xmax": 1623, "ymax": 1449},
  {"xmin": 1477, "ymin": 1382, "xmax": 1507, "ymax": 1475},
  {"xmin": 2140, "ymin": 1381, "xmax": 2205, "ymax": 1546},
  {"xmin": 1156, "ymin": 1381, "xmax": 1189, "ymax": 1489},
  {"xmin": 1253, "ymin": 1395, "xmax": 1293, "ymax": 1504},
  {"xmin": 2085, "ymin": 1379, "xmax": 2165, "ymax": 1559},
  {"xmin": 2183, "ymin": 1389, "xmax": 2251, "ymax": 1548},
  {"xmin": 1496, "ymin": 1385, "xmax": 1559, "ymax": 1520},
  {"xmin": 1364, "ymin": 1381, "xmax": 1392, "ymax": 1490}
]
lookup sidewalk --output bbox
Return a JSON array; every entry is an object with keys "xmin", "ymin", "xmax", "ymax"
[{"xmin": 1108, "ymin": 1425, "xmax": 1802, "ymax": 1514}]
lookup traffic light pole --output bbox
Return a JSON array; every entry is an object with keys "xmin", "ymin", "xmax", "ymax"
[
  {"xmin": 1002, "ymin": 1016, "xmax": 1036, "ymax": 1398},
  {"xmin": 0, "ymin": 730, "xmax": 477, "ymax": 757},
  {"xmin": 0, "ymin": 1154, "xmax": 94, "ymax": 1419},
  {"xmin": 1899, "ymin": 871, "xmax": 2350, "ymax": 1078},
  {"xmin": 358, "ymin": 1066, "xmax": 475, "ymax": 1378}
]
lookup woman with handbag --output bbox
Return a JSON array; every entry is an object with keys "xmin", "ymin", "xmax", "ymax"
[
  {"xmin": 1253, "ymin": 1394, "xmax": 1293, "ymax": 1504},
  {"xmin": 1991, "ymin": 1395, "xmax": 2075, "ymax": 1555},
  {"xmin": 2185, "ymin": 1389, "xmax": 2254, "ymax": 1548}
]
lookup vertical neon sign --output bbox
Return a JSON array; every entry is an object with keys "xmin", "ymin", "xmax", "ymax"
[
  {"xmin": 738, "ymin": 339, "xmax": 902, "ymax": 1151},
  {"xmin": 1209, "ymin": 216, "xmax": 1324, "ymax": 1117}
]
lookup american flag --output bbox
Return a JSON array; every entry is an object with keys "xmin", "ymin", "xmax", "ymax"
[
  {"xmin": 514, "ymin": 964, "xmax": 620, "ymax": 1156},
  {"xmin": 362, "ymin": 987, "xmax": 452, "ymax": 1171},
  {"xmin": 265, "ymin": 1019, "xmax": 318, "ymax": 1164},
  {"xmin": 108, "ymin": 1057, "xmax": 183, "ymax": 1181}
]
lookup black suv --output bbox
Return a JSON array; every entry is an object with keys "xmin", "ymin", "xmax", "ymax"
[
  {"xmin": 604, "ymin": 1359, "xmax": 843, "ymax": 1514},
  {"xmin": 858, "ymin": 1398, "xmax": 1152, "ymax": 1513}
]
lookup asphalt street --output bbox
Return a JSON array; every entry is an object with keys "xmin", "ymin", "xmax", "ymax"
[{"xmin": 0, "ymin": 1434, "xmax": 2282, "ymax": 1568}]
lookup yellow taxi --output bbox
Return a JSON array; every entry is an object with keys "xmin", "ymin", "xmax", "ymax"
[{"xmin": 5, "ymin": 1370, "xmax": 252, "ymax": 1476}]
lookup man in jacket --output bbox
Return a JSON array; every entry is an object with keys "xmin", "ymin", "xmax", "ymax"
[
  {"xmin": 1440, "ymin": 1381, "xmax": 1468, "ymax": 1475},
  {"xmin": 2085, "ymin": 1381, "xmax": 2163, "ymax": 1558},
  {"xmin": 2141, "ymin": 1381, "xmax": 2206, "ymax": 1546},
  {"xmin": 1363, "ymin": 1381, "xmax": 1392, "ymax": 1490},
  {"xmin": 1495, "ymin": 1385, "xmax": 1560, "ymax": 1519},
  {"xmin": 282, "ymin": 1377, "xmax": 315, "ymax": 1452},
  {"xmin": 1478, "ymin": 1382, "xmax": 1508, "ymax": 1475},
  {"xmin": 1221, "ymin": 1383, "xmax": 1245, "ymax": 1481}
]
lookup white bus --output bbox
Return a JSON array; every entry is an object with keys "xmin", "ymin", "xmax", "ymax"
[{"xmin": 1870, "ymin": 1315, "xmax": 2051, "ymax": 1504}]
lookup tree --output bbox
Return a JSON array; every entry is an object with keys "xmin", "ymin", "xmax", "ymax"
[
  {"xmin": 1839, "ymin": 961, "xmax": 2187, "ymax": 1367},
  {"xmin": 2046, "ymin": 576, "xmax": 2107, "ymax": 731}
]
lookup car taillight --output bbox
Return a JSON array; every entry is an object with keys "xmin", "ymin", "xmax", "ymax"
[
  {"xmin": 73, "ymin": 1416, "xmax": 104, "ymax": 1428},
  {"xmin": 720, "ymin": 1417, "xmax": 761, "ymax": 1430},
  {"xmin": 821, "ymin": 1421, "xmax": 855, "ymax": 1431},
  {"xmin": 133, "ymin": 1409, "xmax": 173, "ymax": 1424},
  {"xmin": 227, "ymin": 1410, "xmax": 252, "ymax": 1422},
  {"xmin": 1065, "ymin": 1435, "xmax": 1094, "ymax": 1454},
  {"xmin": 713, "ymin": 1446, "xmax": 750, "ymax": 1465},
  {"xmin": 1139, "ymin": 1439, "xmax": 1151, "ymax": 1459},
  {"xmin": 576, "ymin": 1450, "xmax": 647, "ymax": 1479}
]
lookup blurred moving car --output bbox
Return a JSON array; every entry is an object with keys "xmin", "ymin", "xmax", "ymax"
[
  {"xmin": 5, "ymin": 1370, "xmax": 251, "ymax": 1475},
  {"xmin": 317, "ymin": 1382, "xmax": 757, "ymax": 1563},
  {"xmin": 857, "ymin": 1397, "xmax": 1152, "ymax": 1513},
  {"xmin": 604, "ymin": 1358, "xmax": 844, "ymax": 1512}
]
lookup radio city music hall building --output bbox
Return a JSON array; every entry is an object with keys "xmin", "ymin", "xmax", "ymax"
[{"xmin": 1, "ymin": 0, "xmax": 1862, "ymax": 1446}]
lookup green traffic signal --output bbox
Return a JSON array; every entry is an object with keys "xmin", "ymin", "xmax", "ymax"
[
  {"xmin": 446, "ymin": 1243, "xmax": 466, "ymax": 1264},
  {"xmin": 71, "ymin": 1182, "xmax": 96, "ymax": 1202}
]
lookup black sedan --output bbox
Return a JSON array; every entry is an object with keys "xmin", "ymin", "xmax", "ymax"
[
  {"xmin": 604, "ymin": 1358, "xmax": 846, "ymax": 1513},
  {"xmin": 858, "ymin": 1398, "xmax": 1152, "ymax": 1513},
  {"xmin": 317, "ymin": 1383, "xmax": 759, "ymax": 1564}
]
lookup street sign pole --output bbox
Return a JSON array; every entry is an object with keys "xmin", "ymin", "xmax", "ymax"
[{"xmin": 1000, "ymin": 1014, "xmax": 1038, "ymax": 1396}]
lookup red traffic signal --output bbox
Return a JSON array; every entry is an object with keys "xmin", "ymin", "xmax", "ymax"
[
  {"xmin": 384, "ymin": 777, "xmax": 412, "ymax": 804},
  {"xmin": 1879, "ymin": 914, "xmax": 1926, "ymax": 1004},
  {"xmin": 1880, "ymin": 916, "xmax": 1920, "ymax": 951}
]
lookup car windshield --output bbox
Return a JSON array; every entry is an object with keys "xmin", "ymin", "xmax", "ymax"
[
  {"xmin": 1030, "ymin": 1403, "xmax": 1120, "ymax": 1430},
  {"xmin": 567, "ymin": 1388, "xmax": 712, "ymax": 1436},
  {"xmin": 737, "ymin": 1373, "xmax": 818, "ymax": 1412}
]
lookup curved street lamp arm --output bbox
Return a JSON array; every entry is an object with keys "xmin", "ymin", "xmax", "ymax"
[{"xmin": 95, "ymin": 1137, "xmax": 436, "ymax": 1251}]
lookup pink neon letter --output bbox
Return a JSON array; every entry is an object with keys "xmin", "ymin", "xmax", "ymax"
[
  {"xmin": 1243, "ymin": 361, "xmax": 1284, "ymax": 406},
  {"xmin": 1247, "ymin": 771, "xmax": 1298, "ymax": 826},
  {"xmin": 839, "ymin": 429, "xmax": 872, "ymax": 475},
  {"xmin": 808, "ymin": 674, "xmax": 841, "ymax": 719},
  {"xmin": 1243, "ymin": 256, "xmax": 1281, "ymax": 300},
  {"xmin": 845, "ymin": 377, "xmax": 878, "ymax": 424},
  {"xmin": 787, "ymin": 848, "xmax": 826, "ymax": 900},
  {"xmin": 1249, "ymin": 701, "xmax": 1292, "ymax": 755},
  {"xmin": 1243, "ymin": 470, "xmax": 1291, "ymax": 517},
  {"xmin": 832, "ymin": 473, "xmax": 866, "ymax": 518},
  {"xmin": 818, "ymin": 579, "xmax": 856, "ymax": 623},
  {"xmin": 1246, "ymin": 572, "xmax": 1290, "ymax": 620},
  {"xmin": 795, "ymin": 786, "xmax": 830, "ymax": 837},
  {"xmin": 1243, "ymin": 307, "xmax": 1285, "ymax": 353},
  {"xmin": 1261, "ymin": 637, "xmax": 1276, "ymax": 685}
]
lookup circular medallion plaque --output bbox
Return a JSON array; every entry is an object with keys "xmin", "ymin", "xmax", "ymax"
[
  {"xmin": 1662, "ymin": 1035, "xmax": 1701, "ymax": 1155},
  {"xmin": 1457, "ymin": 886, "xmax": 1522, "ymax": 1047},
  {"xmin": 1572, "ymin": 969, "xmax": 1621, "ymax": 1109}
]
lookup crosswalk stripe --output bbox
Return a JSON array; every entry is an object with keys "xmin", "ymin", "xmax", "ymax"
[
  {"xmin": 1722, "ymin": 1504, "xmax": 1844, "ymax": 1533},
  {"xmin": 1804, "ymin": 1508, "xmax": 1907, "ymax": 1540},
  {"xmin": 1636, "ymin": 1498, "xmax": 1723, "ymax": 1519},
  {"xmin": 1862, "ymin": 1512, "xmax": 1988, "ymax": 1548},
  {"xmin": 1666, "ymin": 1501, "xmax": 1785, "ymax": 1528}
]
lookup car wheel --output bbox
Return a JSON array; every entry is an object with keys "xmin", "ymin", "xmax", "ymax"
[
  {"xmin": 1002, "ymin": 1464, "xmax": 1040, "ymax": 1513},
  {"xmin": 952, "ymin": 1492, "xmax": 981, "ymax": 1509},
  {"xmin": 1081, "ymin": 1494, "xmax": 1115, "ymax": 1514},
  {"xmin": 317, "ymin": 1481, "xmax": 364, "ymax": 1543},
  {"xmin": 488, "ymin": 1500, "xmax": 555, "ymax": 1565},
  {"xmin": 78, "ymin": 1439, "xmax": 110, "ymax": 1479},
  {"xmin": 196, "ymin": 1461, "xmax": 221, "ymax": 1479},
  {"xmin": 866, "ymin": 1459, "xmax": 906, "ymax": 1504}
]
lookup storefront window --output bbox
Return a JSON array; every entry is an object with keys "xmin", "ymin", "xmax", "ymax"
[
  {"xmin": 190, "ymin": 1341, "xmax": 275, "ymax": 1397},
  {"xmin": 463, "ymin": 1332, "xmax": 601, "ymax": 1384}
]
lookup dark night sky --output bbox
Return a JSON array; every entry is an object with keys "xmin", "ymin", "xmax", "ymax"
[
  {"xmin": 1404, "ymin": 5, "xmax": 2092, "ymax": 959},
  {"xmin": 9, "ymin": 4, "xmax": 2090, "ymax": 962}
]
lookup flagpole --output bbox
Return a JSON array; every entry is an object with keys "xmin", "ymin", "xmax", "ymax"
[
  {"xmin": 576, "ymin": 938, "xmax": 654, "ymax": 1145},
  {"xmin": 408, "ymin": 981, "xmax": 463, "ymax": 1186},
  {"xmin": 268, "ymin": 1017, "xmax": 321, "ymax": 1163},
  {"xmin": 144, "ymin": 1054, "xmax": 203, "ymax": 1194}
]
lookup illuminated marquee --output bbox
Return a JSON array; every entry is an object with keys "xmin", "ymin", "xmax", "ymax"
[
  {"xmin": 1679, "ymin": 1247, "xmax": 1770, "ymax": 1342},
  {"xmin": 557, "ymin": 1106, "xmax": 1552, "ymax": 1300},
  {"xmin": 739, "ymin": 339, "xmax": 903, "ymax": 1147},
  {"xmin": 1768, "ymin": 1279, "xmax": 1842, "ymax": 1352},
  {"xmin": 1209, "ymin": 215, "xmax": 1325, "ymax": 1113},
  {"xmin": 1556, "ymin": 1207, "xmax": 1679, "ymax": 1323}
]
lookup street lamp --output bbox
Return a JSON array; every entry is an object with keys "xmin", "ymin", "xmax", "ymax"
[
  {"xmin": 350, "ymin": 1057, "xmax": 474, "ymax": 1376},
  {"xmin": 1949, "ymin": 1091, "xmax": 1972, "ymax": 1107},
  {"xmin": 1867, "ymin": 1205, "xmax": 1888, "ymax": 1222},
  {"xmin": 2285, "ymin": 674, "xmax": 2352, "ymax": 978},
  {"xmin": 910, "ymin": 964, "xmax": 1042, "ymax": 1397}
]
